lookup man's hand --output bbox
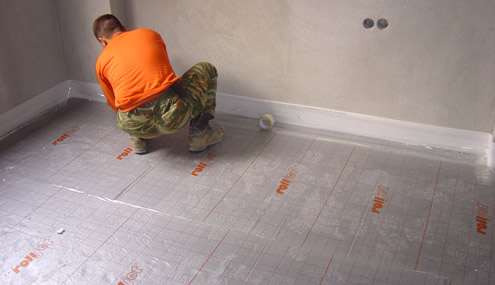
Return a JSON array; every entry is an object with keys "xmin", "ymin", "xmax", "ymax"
[{"xmin": 171, "ymin": 81, "xmax": 188, "ymax": 97}]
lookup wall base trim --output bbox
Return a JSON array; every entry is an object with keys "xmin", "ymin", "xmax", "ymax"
[
  {"xmin": 0, "ymin": 80, "xmax": 71, "ymax": 139},
  {"xmin": 215, "ymin": 92, "xmax": 494, "ymax": 166},
  {"xmin": 2, "ymin": 80, "xmax": 493, "ymax": 168}
]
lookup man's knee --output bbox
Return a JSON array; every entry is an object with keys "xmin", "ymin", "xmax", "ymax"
[{"xmin": 195, "ymin": 62, "xmax": 217, "ymax": 78}]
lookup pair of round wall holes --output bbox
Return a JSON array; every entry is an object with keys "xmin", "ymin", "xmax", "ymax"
[{"xmin": 363, "ymin": 18, "xmax": 388, "ymax": 29}]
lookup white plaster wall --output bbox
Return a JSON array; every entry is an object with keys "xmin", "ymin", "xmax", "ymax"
[
  {"xmin": 284, "ymin": 0, "xmax": 495, "ymax": 133},
  {"xmin": 0, "ymin": 0, "xmax": 67, "ymax": 115},
  {"xmin": 60, "ymin": 0, "xmax": 495, "ymax": 134},
  {"xmin": 124, "ymin": 0, "xmax": 291, "ymax": 114},
  {"xmin": 55, "ymin": 0, "xmax": 111, "ymax": 83}
]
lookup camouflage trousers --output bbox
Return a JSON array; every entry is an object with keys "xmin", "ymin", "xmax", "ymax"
[{"xmin": 116, "ymin": 62, "xmax": 217, "ymax": 139}]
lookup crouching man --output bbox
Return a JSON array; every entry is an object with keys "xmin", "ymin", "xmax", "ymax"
[{"xmin": 93, "ymin": 14, "xmax": 223, "ymax": 154}]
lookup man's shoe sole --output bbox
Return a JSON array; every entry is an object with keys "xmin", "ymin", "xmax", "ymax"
[{"xmin": 188, "ymin": 136, "xmax": 223, "ymax": 152}]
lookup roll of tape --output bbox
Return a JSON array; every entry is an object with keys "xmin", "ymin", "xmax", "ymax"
[{"xmin": 259, "ymin": 113, "xmax": 275, "ymax": 131}]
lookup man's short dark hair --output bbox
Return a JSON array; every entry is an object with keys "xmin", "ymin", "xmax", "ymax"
[{"xmin": 93, "ymin": 14, "xmax": 123, "ymax": 39}]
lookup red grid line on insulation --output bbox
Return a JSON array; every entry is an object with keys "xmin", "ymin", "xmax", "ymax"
[
  {"xmin": 202, "ymin": 131, "xmax": 277, "ymax": 222},
  {"xmin": 188, "ymin": 230, "xmax": 230, "ymax": 285},
  {"xmin": 1, "ymin": 129, "xmax": 116, "ymax": 239},
  {"xmin": 342, "ymin": 150, "xmax": 393, "ymax": 285},
  {"xmin": 61, "ymin": 208, "xmax": 140, "ymax": 284},
  {"xmin": 414, "ymin": 161, "xmax": 443, "ymax": 271},
  {"xmin": 366, "ymin": 153, "xmax": 408, "ymax": 284},
  {"xmin": 302, "ymin": 145, "xmax": 356, "ymax": 247},
  {"xmin": 47, "ymin": 129, "xmax": 116, "ymax": 180},
  {"xmin": 215, "ymin": 133, "xmax": 314, "ymax": 232},
  {"xmin": 117, "ymin": 139, "xmax": 186, "ymax": 200},
  {"xmin": 374, "ymin": 156, "xmax": 424, "ymax": 284}
]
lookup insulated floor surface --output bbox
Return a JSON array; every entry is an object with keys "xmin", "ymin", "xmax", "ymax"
[{"xmin": 1, "ymin": 99, "xmax": 494, "ymax": 285}]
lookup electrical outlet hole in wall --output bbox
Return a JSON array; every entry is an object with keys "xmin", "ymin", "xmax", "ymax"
[
  {"xmin": 362, "ymin": 18, "xmax": 374, "ymax": 29},
  {"xmin": 377, "ymin": 19, "xmax": 389, "ymax": 29}
]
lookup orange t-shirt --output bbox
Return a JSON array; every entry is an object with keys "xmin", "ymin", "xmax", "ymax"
[{"xmin": 95, "ymin": 29, "xmax": 180, "ymax": 112}]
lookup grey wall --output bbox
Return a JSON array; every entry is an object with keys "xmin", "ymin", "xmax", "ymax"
[
  {"xmin": 0, "ymin": 0, "xmax": 68, "ymax": 115},
  {"xmin": 3, "ymin": 0, "xmax": 495, "ymax": 134},
  {"xmin": 120, "ymin": 0, "xmax": 495, "ymax": 133},
  {"xmin": 56, "ymin": 0, "xmax": 111, "ymax": 82}
]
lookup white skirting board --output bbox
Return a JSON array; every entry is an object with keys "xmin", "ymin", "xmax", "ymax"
[
  {"xmin": 215, "ymin": 92, "xmax": 495, "ymax": 167},
  {"xmin": 2, "ymin": 80, "xmax": 494, "ymax": 168},
  {"xmin": 0, "ymin": 80, "xmax": 72, "ymax": 140}
]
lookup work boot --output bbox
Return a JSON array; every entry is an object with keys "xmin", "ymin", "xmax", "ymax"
[
  {"xmin": 128, "ymin": 135, "xmax": 149, "ymax": 154},
  {"xmin": 189, "ymin": 112, "xmax": 224, "ymax": 152}
]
